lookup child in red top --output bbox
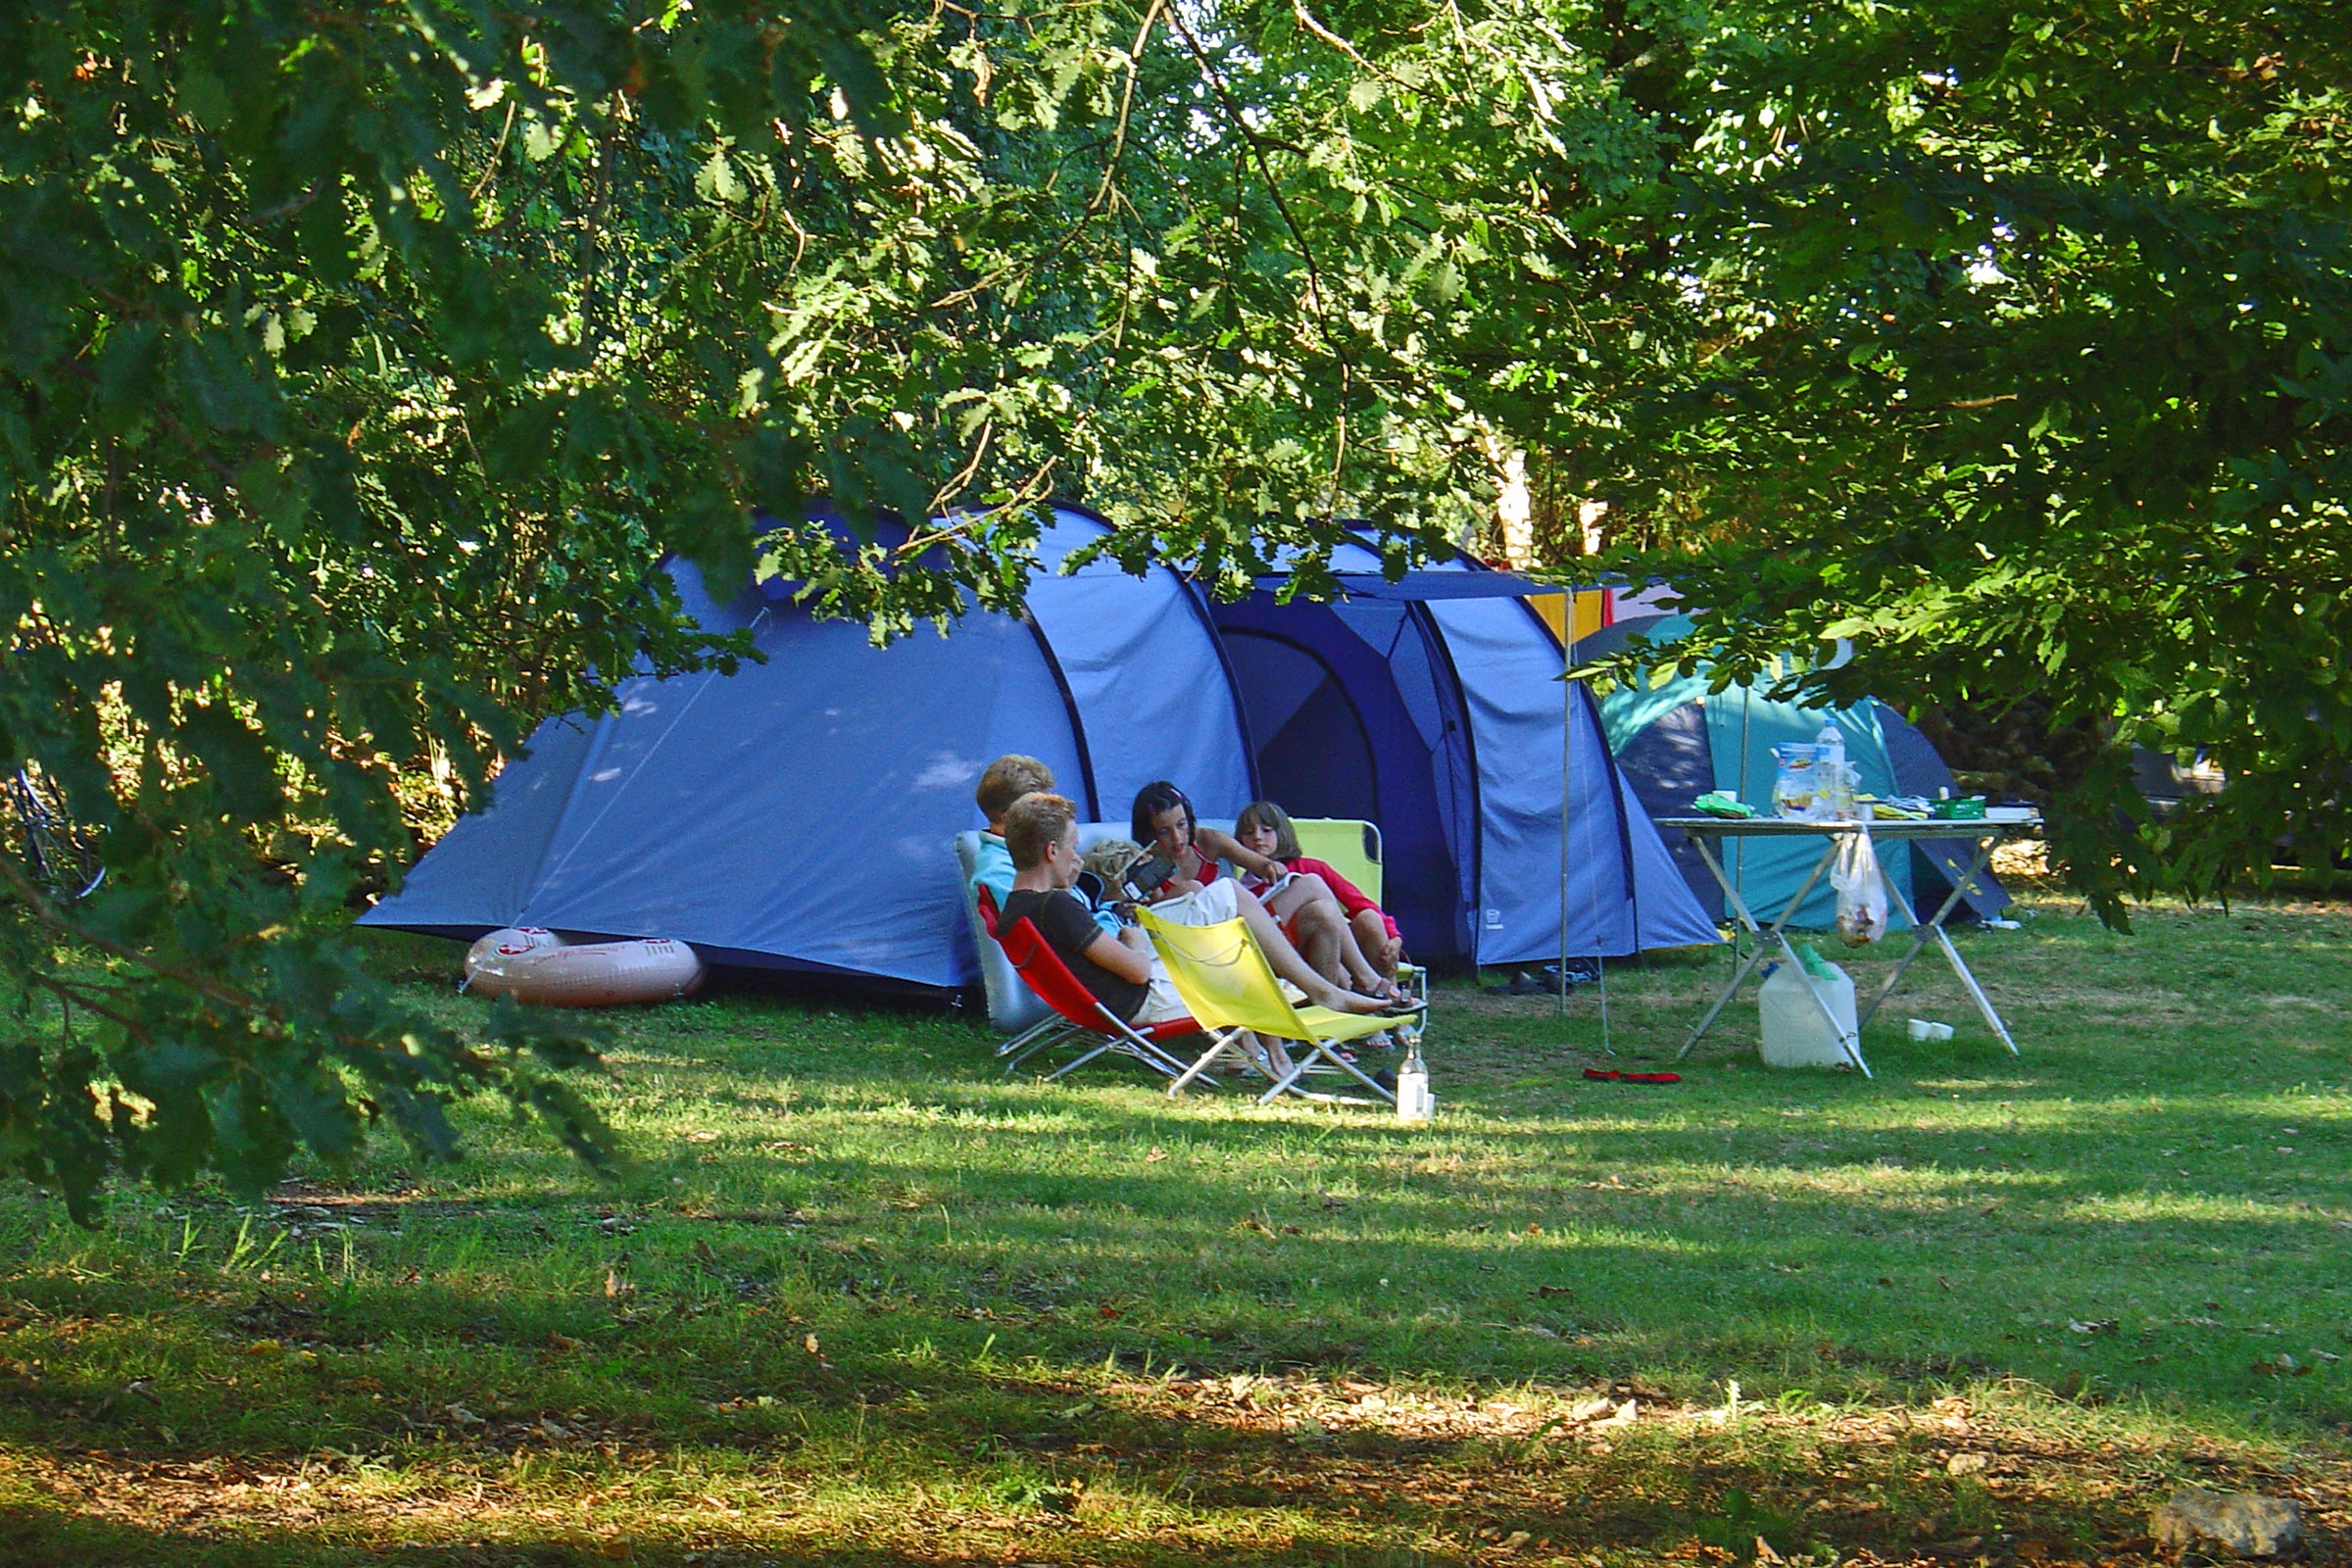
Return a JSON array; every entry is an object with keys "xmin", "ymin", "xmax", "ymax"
[{"xmin": 1234, "ymin": 799, "xmax": 1404, "ymax": 980}]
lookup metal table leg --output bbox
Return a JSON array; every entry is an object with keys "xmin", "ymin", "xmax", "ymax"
[
  {"xmin": 1854, "ymin": 833, "xmax": 2020, "ymax": 1054},
  {"xmin": 1675, "ymin": 834, "xmax": 1784, "ymax": 1054},
  {"xmin": 1854, "ymin": 848, "xmax": 1968, "ymax": 1028},
  {"xmin": 1936, "ymin": 920, "xmax": 2020, "ymax": 1054},
  {"xmin": 1678, "ymin": 835, "xmax": 1849, "ymax": 1065}
]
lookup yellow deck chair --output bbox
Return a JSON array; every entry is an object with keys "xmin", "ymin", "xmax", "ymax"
[
  {"xmin": 1268, "ymin": 819, "xmax": 1428, "ymax": 1027},
  {"xmin": 1136, "ymin": 907, "xmax": 1398, "ymax": 1106},
  {"xmin": 1287, "ymin": 818, "xmax": 1382, "ymax": 904}
]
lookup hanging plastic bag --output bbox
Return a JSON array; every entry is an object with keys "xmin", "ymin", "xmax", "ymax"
[{"xmin": 1831, "ymin": 831, "xmax": 1889, "ymax": 946}]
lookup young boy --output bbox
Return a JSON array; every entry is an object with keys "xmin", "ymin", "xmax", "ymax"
[
  {"xmin": 966, "ymin": 754, "xmax": 1058, "ymax": 908},
  {"xmin": 966, "ymin": 755, "xmax": 1118, "ymax": 935}
]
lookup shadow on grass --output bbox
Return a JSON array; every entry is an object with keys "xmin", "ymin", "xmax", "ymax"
[
  {"xmin": 0, "ymin": 1333, "xmax": 2266, "ymax": 1568},
  {"xmin": 5, "ymin": 904, "xmax": 2346, "ymax": 1562}
]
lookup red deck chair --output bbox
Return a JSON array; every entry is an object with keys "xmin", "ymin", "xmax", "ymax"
[
  {"xmin": 976, "ymin": 887, "xmax": 1202, "ymax": 1083},
  {"xmin": 974, "ymin": 885, "xmax": 1076, "ymax": 1067}
]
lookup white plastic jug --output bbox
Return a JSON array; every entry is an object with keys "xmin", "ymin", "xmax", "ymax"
[{"xmin": 1759, "ymin": 958, "xmax": 1858, "ymax": 1068}]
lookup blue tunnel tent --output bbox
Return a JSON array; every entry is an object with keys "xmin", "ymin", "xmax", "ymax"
[
  {"xmin": 1216, "ymin": 545, "xmax": 1721, "ymax": 963},
  {"xmin": 1584, "ymin": 613, "xmax": 2009, "ymax": 928},
  {"xmin": 359, "ymin": 505, "xmax": 1253, "ymax": 989},
  {"xmin": 362, "ymin": 508, "xmax": 1719, "ymax": 996}
]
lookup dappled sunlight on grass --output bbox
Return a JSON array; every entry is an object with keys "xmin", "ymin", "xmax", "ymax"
[{"xmin": 1, "ymin": 897, "xmax": 2349, "ymax": 1562}]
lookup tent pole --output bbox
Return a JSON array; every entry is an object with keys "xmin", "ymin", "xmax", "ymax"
[
  {"xmin": 1559, "ymin": 596, "xmax": 1572, "ymax": 1023},
  {"xmin": 1735, "ymin": 684, "xmax": 1752, "ymax": 974},
  {"xmin": 1559, "ymin": 594, "xmax": 1610, "ymax": 1052},
  {"xmin": 1585, "ymin": 617, "xmax": 1611, "ymax": 1054}
]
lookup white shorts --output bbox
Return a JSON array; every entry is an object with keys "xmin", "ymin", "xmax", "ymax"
[
  {"xmin": 1144, "ymin": 879, "xmax": 1242, "ymax": 927},
  {"xmin": 1132, "ymin": 880, "xmax": 1243, "ymax": 1024}
]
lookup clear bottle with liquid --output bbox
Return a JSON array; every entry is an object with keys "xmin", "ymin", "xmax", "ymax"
[
  {"xmin": 1814, "ymin": 716, "xmax": 1849, "ymax": 819},
  {"xmin": 1396, "ymin": 1042, "xmax": 1433, "ymax": 1122}
]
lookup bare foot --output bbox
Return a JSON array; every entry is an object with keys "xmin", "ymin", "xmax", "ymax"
[{"xmin": 1319, "ymin": 987, "xmax": 1391, "ymax": 1015}]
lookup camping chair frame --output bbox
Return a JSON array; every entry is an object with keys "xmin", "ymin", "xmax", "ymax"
[
  {"xmin": 981, "ymin": 897, "xmax": 1202, "ymax": 1083},
  {"xmin": 1136, "ymin": 907, "xmax": 1398, "ymax": 1107},
  {"xmin": 973, "ymin": 887, "xmax": 1080, "ymax": 1068},
  {"xmin": 1161, "ymin": 1026, "xmax": 1277, "ymax": 1097}
]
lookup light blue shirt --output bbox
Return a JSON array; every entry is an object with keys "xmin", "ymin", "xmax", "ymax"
[
  {"xmin": 969, "ymin": 831, "xmax": 1118, "ymax": 934},
  {"xmin": 968, "ymin": 833, "xmax": 1015, "ymax": 907}
]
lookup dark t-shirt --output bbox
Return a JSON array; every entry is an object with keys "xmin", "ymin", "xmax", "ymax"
[{"xmin": 1001, "ymin": 887, "xmax": 1147, "ymax": 1021}]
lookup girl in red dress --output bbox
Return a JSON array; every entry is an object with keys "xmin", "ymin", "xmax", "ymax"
[{"xmin": 1234, "ymin": 799, "xmax": 1404, "ymax": 981}]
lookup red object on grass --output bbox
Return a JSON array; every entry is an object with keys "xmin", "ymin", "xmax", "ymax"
[{"xmin": 1582, "ymin": 1068, "xmax": 1682, "ymax": 1084}]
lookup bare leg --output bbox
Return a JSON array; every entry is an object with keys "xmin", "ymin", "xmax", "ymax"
[
  {"xmin": 1263, "ymin": 882, "xmax": 1332, "ymax": 982},
  {"xmin": 1300, "ymin": 919, "xmax": 1345, "ymax": 985},
  {"xmin": 1243, "ymin": 1030, "xmax": 1295, "ymax": 1076},
  {"xmin": 1270, "ymin": 877, "xmax": 1391, "ymax": 994},
  {"xmin": 1231, "ymin": 887, "xmax": 1387, "ymax": 1014},
  {"xmin": 1350, "ymin": 907, "xmax": 1400, "ymax": 978},
  {"xmin": 1271, "ymin": 888, "xmax": 1347, "ymax": 984},
  {"xmin": 1296, "ymin": 899, "xmax": 1389, "ymax": 994}
]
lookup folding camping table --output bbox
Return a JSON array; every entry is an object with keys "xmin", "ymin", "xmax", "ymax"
[{"xmin": 1654, "ymin": 816, "xmax": 2039, "ymax": 1076}]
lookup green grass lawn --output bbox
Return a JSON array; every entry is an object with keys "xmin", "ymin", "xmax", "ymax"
[{"xmin": 2, "ymin": 894, "xmax": 2348, "ymax": 1565}]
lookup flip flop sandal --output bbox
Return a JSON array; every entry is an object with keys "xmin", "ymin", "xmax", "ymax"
[{"xmin": 1376, "ymin": 998, "xmax": 1429, "ymax": 1018}]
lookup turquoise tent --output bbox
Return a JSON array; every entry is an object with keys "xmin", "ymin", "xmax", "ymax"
[{"xmin": 1590, "ymin": 615, "xmax": 2008, "ymax": 928}]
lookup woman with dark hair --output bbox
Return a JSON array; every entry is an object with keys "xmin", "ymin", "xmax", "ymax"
[
  {"xmin": 1127, "ymin": 781, "xmax": 1217, "ymax": 887},
  {"xmin": 1130, "ymin": 781, "xmax": 1398, "ymax": 1000}
]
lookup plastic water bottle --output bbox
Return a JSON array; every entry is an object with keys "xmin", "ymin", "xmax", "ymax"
[
  {"xmin": 1759, "ymin": 943, "xmax": 1858, "ymax": 1068},
  {"xmin": 1814, "ymin": 717, "xmax": 1848, "ymax": 819},
  {"xmin": 1396, "ymin": 1043, "xmax": 1433, "ymax": 1122}
]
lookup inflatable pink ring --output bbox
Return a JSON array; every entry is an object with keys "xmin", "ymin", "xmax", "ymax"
[{"xmin": 462, "ymin": 927, "xmax": 706, "ymax": 1007}]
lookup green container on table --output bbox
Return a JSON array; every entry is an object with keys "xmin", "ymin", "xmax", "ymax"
[{"xmin": 1930, "ymin": 796, "xmax": 1986, "ymax": 820}]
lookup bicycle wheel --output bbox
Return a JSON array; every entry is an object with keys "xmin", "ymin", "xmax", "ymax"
[{"xmin": 8, "ymin": 767, "xmax": 105, "ymax": 902}]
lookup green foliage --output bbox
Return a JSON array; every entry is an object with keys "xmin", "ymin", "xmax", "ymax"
[
  {"xmin": 1480, "ymin": 2, "xmax": 2352, "ymax": 919},
  {"xmin": 0, "ymin": 0, "xmax": 1514, "ymax": 1215},
  {"xmin": 0, "ymin": 0, "xmax": 808, "ymax": 1217}
]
